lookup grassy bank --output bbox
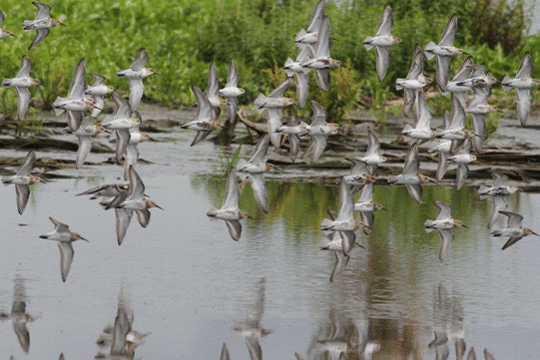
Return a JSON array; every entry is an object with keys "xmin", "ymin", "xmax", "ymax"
[{"xmin": 0, "ymin": 0, "xmax": 538, "ymax": 121}]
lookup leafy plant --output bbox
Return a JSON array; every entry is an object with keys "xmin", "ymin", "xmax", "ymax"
[{"xmin": 218, "ymin": 142, "xmax": 243, "ymax": 173}]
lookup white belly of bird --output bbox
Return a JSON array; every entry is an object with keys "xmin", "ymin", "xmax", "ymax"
[
  {"xmin": 430, "ymin": 45, "xmax": 461, "ymax": 57},
  {"xmin": 214, "ymin": 209, "xmax": 242, "ymax": 221},
  {"xmin": 354, "ymin": 201, "xmax": 375, "ymax": 212},
  {"xmin": 403, "ymin": 128, "xmax": 434, "ymax": 140},
  {"xmin": 367, "ymin": 34, "xmax": 394, "ymax": 46},
  {"xmin": 450, "ymin": 154, "xmax": 475, "ymax": 164},
  {"xmin": 218, "ymin": 87, "xmax": 244, "ymax": 97},
  {"xmin": 86, "ymin": 85, "xmax": 113, "ymax": 96}
]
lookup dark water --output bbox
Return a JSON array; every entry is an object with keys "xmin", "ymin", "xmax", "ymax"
[{"xmin": 1, "ymin": 126, "xmax": 540, "ymax": 359}]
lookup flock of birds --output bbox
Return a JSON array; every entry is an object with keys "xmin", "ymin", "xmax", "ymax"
[{"xmin": 0, "ymin": 1, "xmax": 538, "ymax": 358}]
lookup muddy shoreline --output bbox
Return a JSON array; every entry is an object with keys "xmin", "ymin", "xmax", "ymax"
[{"xmin": 1, "ymin": 105, "xmax": 540, "ymax": 188}]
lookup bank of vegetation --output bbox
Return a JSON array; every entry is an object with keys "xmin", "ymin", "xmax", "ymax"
[{"xmin": 0, "ymin": 0, "xmax": 537, "ymax": 122}]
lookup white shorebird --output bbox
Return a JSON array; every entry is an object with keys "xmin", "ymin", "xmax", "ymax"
[
  {"xmin": 116, "ymin": 48, "xmax": 158, "ymax": 111},
  {"xmin": 275, "ymin": 117, "xmax": 308, "ymax": 162},
  {"xmin": 320, "ymin": 178, "xmax": 363, "ymax": 255},
  {"xmin": 122, "ymin": 112, "xmax": 150, "ymax": 181},
  {"xmin": 236, "ymin": 134, "xmax": 272, "ymax": 213},
  {"xmin": 424, "ymin": 14, "xmax": 468, "ymax": 92},
  {"xmin": 344, "ymin": 158, "xmax": 376, "ymax": 194},
  {"xmin": 492, "ymin": 211, "xmax": 540, "ymax": 250},
  {"xmin": 205, "ymin": 62, "xmax": 227, "ymax": 119},
  {"xmin": 254, "ymin": 78, "xmax": 294, "ymax": 148},
  {"xmin": 40, "ymin": 217, "xmax": 88, "ymax": 282},
  {"xmin": 218, "ymin": 59, "xmax": 245, "ymax": 122},
  {"xmin": 388, "ymin": 143, "xmax": 434, "ymax": 204},
  {"xmin": 181, "ymin": 85, "xmax": 220, "ymax": 146},
  {"xmin": 207, "ymin": 169, "xmax": 251, "ymax": 241},
  {"xmin": 53, "ymin": 59, "xmax": 97, "ymax": 132},
  {"xmin": 0, "ymin": 9, "xmax": 16, "ymax": 39},
  {"xmin": 429, "ymin": 109, "xmax": 452, "ymax": 181},
  {"xmin": 301, "ymin": 15, "xmax": 341, "ymax": 91},
  {"xmin": 363, "ymin": 5, "xmax": 402, "ymax": 82},
  {"xmin": 359, "ymin": 128, "xmax": 386, "ymax": 171},
  {"xmin": 501, "ymin": 52, "xmax": 540, "ymax": 126},
  {"xmin": 303, "ymin": 100, "xmax": 338, "ymax": 163},
  {"xmin": 449, "ymin": 138, "xmax": 476, "ymax": 190},
  {"xmin": 76, "ymin": 182, "xmax": 130, "ymax": 209},
  {"xmin": 104, "ymin": 93, "xmax": 141, "ymax": 131},
  {"xmin": 401, "ymin": 90, "xmax": 435, "ymax": 141},
  {"xmin": 353, "ymin": 182, "xmax": 387, "ymax": 233},
  {"xmin": 441, "ymin": 56, "xmax": 473, "ymax": 109},
  {"xmin": 23, "ymin": 2, "xmax": 65, "ymax": 51},
  {"xmin": 284, "ymin": 45, "xmax": 312, "ymax": 109},
  {"xmin": 85, "ymin": 74, "xmax": 114, "ymax": 118},
  {"xmin": 423, "ymin": 200, "xmax": 468, "ymax": 261},
  {"xmin": 2, "ymin": 55, "xmax": 41, "ymax": 120},
  {"xmin": 479, "ymin": 173, "xmax": 518, "ymax": 229},
  {"xmin": 294, "ymin": 0, "xmax": 326, "ymax": 52},
  {"xmin": 2, "ymin": 149, "xmax": 44, "ymax": 215},
  {"xmin": 75, "ymin": 116, "xmax": 105, "ymax": 170},
  {"xmin": 118, "ymin": 165, "xmax": 163, "ymax": 228},
  {"xmin": 396, "ymin": 43, "xmax": 431, "ymax": 117}
]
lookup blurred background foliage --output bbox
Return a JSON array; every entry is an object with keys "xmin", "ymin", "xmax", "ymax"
[{"xmin": 0, "ymin": 0, "xmax": 537, "ymax": 121}]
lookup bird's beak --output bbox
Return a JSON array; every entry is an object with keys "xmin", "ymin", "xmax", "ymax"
[
  {"xmin": 10, "ymin": 33, "xmax": 16, "ymax": 38},
  {"xmin": 81, "ymin": 237, "xmax": 89, "ymax": 242},
  {"xmin": 381, "ymin": 207, "xmax": 389, "ymax": 212},
  {"xmin": 462, "ymin": 224, "xmax": 469, "ymax": 229},
  {"xmin": 60, "ymin": 22, "xmax": 67, "ymax": 27},
  {"xmin": 154, "ymin": 72, "xmax": 160, "ymax": 76},
  {"xmin": 155, "ymin": 204, "xmax": 164, "ymax": 210},
  {"xmin": 533, "ymin": 231, "xmax": 540, "ymax": 237}
]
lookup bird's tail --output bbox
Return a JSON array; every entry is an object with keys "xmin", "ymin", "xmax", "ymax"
[
  {"xmin": 363, "ymin": 36, "xmax": 374, "ymax": 51},
  {"xmin": 424, "ymin": 42, "xmax": 437, "ymax": 60},
  {"xmin": 1, "ymin": 79, "xmax": 12, "ymax": 88},
  {"xmin": 500, "ymin": 76, "xmax": 513, "ymax": 92},
  {"xmin": 253, "ymin": 94, "xmax": 267, "ymax": 114}
]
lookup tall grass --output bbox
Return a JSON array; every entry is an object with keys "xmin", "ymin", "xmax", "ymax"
[{"xmin": 0, "ymin": 0, "xmax": 536, "ymax": 117}]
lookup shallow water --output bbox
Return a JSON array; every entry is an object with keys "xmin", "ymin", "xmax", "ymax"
[{"xmin": 2, "ymin": 124, "xmax": 540, "ymax": 359}]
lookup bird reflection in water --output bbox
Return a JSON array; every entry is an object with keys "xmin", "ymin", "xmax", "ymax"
[
  {"xmin": 0, "ymin": 276, "xmax": 36, "ymax": 353},
  {"xmin": 296, "ymin": 309, "xmax": 379, "ymax": 360},
  {"xmin": 95, "ymin": 285, "xmax": 148, "ymax": 359},
  {"xmin": 232, "ymin": 278, "xmax": 271, "ymax": 360}
]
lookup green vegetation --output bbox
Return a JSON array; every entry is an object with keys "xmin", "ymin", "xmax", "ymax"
[{"xmin": 0, "ymin": 0, "xmax": 536, "ymax": 124}]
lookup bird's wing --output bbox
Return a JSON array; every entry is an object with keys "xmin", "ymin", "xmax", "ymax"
[
  {"xmin": 127, "ymin": 165, "xmax": 145, "ymax": 200},
  {"xmin": 50, "ymin": 217, "xmax": 69, "ymax": 233},
  {"xmin": 16, "ymin": 56, "xmax": 33, "ymax": 78},
  {"xmin": 336, "ymin": 178, "xmax": 353, "ymax": 221},
  {"xmin": 58, "ymin": 242, "xmax": 74, "ymax": 282},
  {"xmin": 376, "ymin": 5, "xmax": 393, "ymax": 36},
  {"xmin": 438, "ymin": 229, "xmax": 454, "ymax": 261},
  {"xmin": 439, "ymin": 14, "xmax": 457, "ymax": 46},
  {"xmin": 136, "ymin": 209, "xmax": 151, "ymax": 228},
  {"xmin": 34, "ymin": 2, "xmax": 52, "ymax": 20},
  {"xmin": 222, "ymin": 169, "xmax": 240, "ymax": 209},
  {"xmin": 128, "ymin": 78, "xmax": 145, "ymax": 111},
  {"xmin": 225, "ymin": 220, "xmax": 242, "ymax": 241},
  {"xmin": 15, "ymin": 185, "xmax": 30, "ymax": 215},
  {"xmin": 516, "ymin": 52, "xmax": 532, "ymax": 79},
  {"xmin": 28, "ymin": 28, "xmax": 50, "ymax": 51},
  {"xmin": 516, "ymin": 89, "xmax": 531, "ymax": 126},
  {"xmin": 374, "ymin": 45, "xmax": 390, "ymax": 83},
  {"xmin": 433, "ymin": 200, "xmax": 452, "ymax": 220},
  {"xmin": 76, "ymin": 135, "xmax": 93, "ymax": 170},
  {"xmin": 115, "ymin": 208, "xmax": 133, "ymax": 245},
  {"xmin": 268, "ymin": 78, "xmax": 293, "ymax": 98},
  {"xmin": 249, "ymin": 174, "xmax": 269, "ymax": 213},
  {"xmin": 16, "ymin": 149, "xmax": 36, "ymax": 176},
  {"xmin": 130, "ymin": 49, "xmax": 149, "ymax": 70},
  {"xmin": 68, "ymin": 59, "xmax": 87, "ymax": 100}
]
